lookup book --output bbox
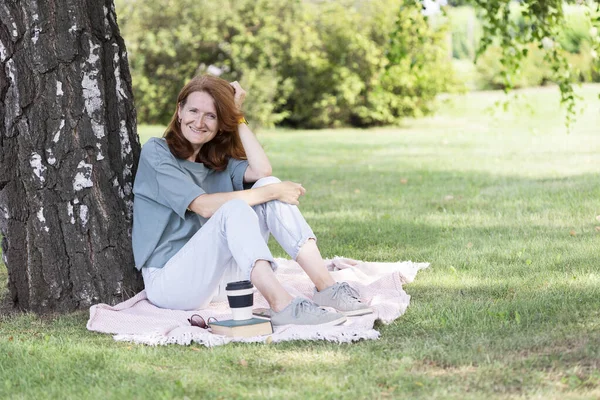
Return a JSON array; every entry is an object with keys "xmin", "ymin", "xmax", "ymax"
[{"xmin": 209, "ymin": 318, "xmax": 273, "ymax": 338}]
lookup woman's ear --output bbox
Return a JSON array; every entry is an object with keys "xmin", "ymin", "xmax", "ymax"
[{"xmin": 177, "ymin": 102, "xmax": 183, "ymax": 122}]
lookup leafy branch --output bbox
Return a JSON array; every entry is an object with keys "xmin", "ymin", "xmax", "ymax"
[{"xmin": 471, "ymin": 0, "xmax": 599, "ymax": 131}]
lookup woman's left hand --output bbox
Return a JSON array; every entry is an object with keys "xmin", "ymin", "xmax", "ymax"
[{"xmin": 230, "ymin": 81, "xmax": 246, "ymax": 110}]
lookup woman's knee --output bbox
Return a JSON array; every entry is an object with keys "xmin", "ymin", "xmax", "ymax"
[
  {"xmin": 252, "ymin": 176, "xmax": 281, "ymax": 188},
  {"xmin": 219, "ymin": 198, "xmax": 257, "ymax": 221},
  {"xmin": 221, "ymin": 198, "xmax": 251, "ymax": 211}
]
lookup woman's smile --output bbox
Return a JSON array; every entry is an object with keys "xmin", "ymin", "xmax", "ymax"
[
  {"xmin": 188, "ymin": 126, "xmax": 208, "ymax": 134},
  {"xmin": 178, "ymin": 91, "xmax": 220, "ymax": 157}
]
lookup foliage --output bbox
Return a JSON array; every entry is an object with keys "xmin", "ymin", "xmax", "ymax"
[
  {"xmin": 116, "ymin": 0, "xmax": 297, "ymax": 128},
  {"xmin": 448, "ymin": 6, "xmax": 482, "ymax": 59},
  {"xmin": 281, "ymin": 0, "xmax": 456, "ymax": 128},
  {"xmin": 381, "ymin": 0, "xmax": 459, "ymax": 125},
  {"xmin": 558, "ymin": 5, "xmax": 597, "ymax": 54},
  {"xmin": 474, "ymin": 44, "xmax": 553, "ymax": 90},
  {"xmin": 447, "ymin": 4, "xmax": 600, "ymax": 91},
  {"xmin": 116, "ymin": 0, "xmax": 457, "ymax": 128},
  {"xmin": 450, "ymin": 4, "xmax": 598, "ymax": 60},
  {"xmin": 475, "ymin": 43, "xmax": 598, "ymax": 90},
  {"xmin": 467, "ymin": 0, "xmax": 600, "ymax": 131}
]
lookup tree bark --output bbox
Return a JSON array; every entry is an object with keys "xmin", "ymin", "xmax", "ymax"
[{"xmin": 0, "ymin": 0, "xmax": 143, "ymax": 313}]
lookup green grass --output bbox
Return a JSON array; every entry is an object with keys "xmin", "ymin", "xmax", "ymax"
[{"xmin": 2, "ymin": 85, "xmax": 600, "ymax": 399}]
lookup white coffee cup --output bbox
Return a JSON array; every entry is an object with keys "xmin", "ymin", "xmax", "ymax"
[{"xmin": 225, "ymin": 280, "xmax": 254, "ymax": 320}]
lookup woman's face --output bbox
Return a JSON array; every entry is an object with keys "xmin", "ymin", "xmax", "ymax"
[{"xmin": 178, "ymin": 91, "xmax": 219, "ymax": 158}]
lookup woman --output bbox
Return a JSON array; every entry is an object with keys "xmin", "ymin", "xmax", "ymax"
[{"xmin": 132, "ymin": 75, "xmax": 372, "ymax": 326}]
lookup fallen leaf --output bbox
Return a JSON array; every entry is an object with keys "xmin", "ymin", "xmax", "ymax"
[
  {"xmin": 444, "ymin": 195, "xmax": 454, "ymax": 201},
  {"xmin": 354, "ymin": 189, "xmax": 360, "ymax": 194},
  {"xmin": 400, "ymin": 178, "xmax": 408, "ymax": 184},
  {"xmin": 265, "ymin": 336, "xmax": 273, "ymax": 344},
  {"xmin": 190, "ymin": 347, "xmax": 201, "ymax": 352},
  {"xmin": 330, "ymin": 180, "xmax": 337, "ymax": 184},
  {"xmin": 595, "ymin": 226, "xmax": 600, "ymax": 232},
  {"xmin": 239, "ymin": 359, "xmax": 248, "ymax": 367},
  {"xmin": 596, "ymin": 215, "xmax": 600, "ymax": 222},
  {"xmin": 8, "ymin": 336, "xmax": 13, "ymax": 341},
  {"xmin": 466, "ymin": 242, "xmax": 473, "ymax": 248},
  {"xmin": 569, "ymin": 230, "xmax": 576, "ymax": 236}
]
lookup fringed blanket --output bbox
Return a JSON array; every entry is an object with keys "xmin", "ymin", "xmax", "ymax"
[{"xmin": 86, "ymin": 257, "xmax": 429, "ymax": 346}]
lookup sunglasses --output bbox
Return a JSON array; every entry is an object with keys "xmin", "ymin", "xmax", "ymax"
[{"xmin": 188, "ymin": 314, "xmax": 218, "ymax": 329}]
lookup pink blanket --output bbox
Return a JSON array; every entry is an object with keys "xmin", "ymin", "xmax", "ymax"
[{"xmin": 86, "ymin": 257, "xmax": 429, "ymax": 346}]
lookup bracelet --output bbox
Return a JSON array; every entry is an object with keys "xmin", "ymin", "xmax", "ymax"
[{"xmin": 238, "ymin": 116, "xmax": 248, "ymax": 125}]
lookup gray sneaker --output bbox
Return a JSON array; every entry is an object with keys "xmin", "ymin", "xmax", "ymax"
[
  {"xmin": 270, "ymin": 297, "xmax": 347, "ymax": 327},
  {"xmin": 313, "ymin": 282, "xmax": 374, "ymax": 317}
]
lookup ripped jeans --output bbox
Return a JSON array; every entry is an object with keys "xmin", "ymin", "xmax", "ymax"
[{"xmin": 141, "ymin": 176, "xmax": 316, "ymax": 310}]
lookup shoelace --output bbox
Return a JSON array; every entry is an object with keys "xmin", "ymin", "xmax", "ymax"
[
  {"xmin": 330, "ymin": 282, "xmax": 360, "ymax": 301},
  {"xmin": 291, "ymin": 299, "xmax": 327, "ymax": 318}
]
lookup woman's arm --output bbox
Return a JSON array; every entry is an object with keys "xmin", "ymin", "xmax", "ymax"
[
  {"xmin": 230, "ymin": 81, "xmax": 272, "ymax": 182},
  {"xmin": 188, "ymin": 181, "xmax": 306, "ymax": 218},
  {"xmin": 238, "ymin": 122, "xmax": 272, "ymax": 181}
]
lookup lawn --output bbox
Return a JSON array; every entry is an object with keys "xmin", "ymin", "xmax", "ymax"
[{"xmin": 1, "ymin": 85, "xmax": 600, "ymax": 399}]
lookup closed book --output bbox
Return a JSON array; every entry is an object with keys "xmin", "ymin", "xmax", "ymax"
[{"xmin": 209, "ymin": 318, "xmax": 273, "ymax": 338}]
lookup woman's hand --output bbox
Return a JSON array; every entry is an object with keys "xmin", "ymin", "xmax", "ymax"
[
  {"xmin": 230, "ymin": 81, "xmax": 246, "ymax": 110},
  {"xmin": 273, "ymin": 181, "xmax": 306, "ymax": 205}
]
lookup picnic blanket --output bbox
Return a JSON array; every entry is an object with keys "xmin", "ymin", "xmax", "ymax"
[{"xmin": 86, "ymin": 257, "xmax": 429, "ymax": 347}]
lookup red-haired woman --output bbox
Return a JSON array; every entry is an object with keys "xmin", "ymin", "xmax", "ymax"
[{"xmin": 132, "ymin": 75, "xmax": 372, "ymax": 326}]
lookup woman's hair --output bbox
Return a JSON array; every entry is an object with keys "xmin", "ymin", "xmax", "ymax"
[{"xmin": 164, "ymin": 75, "xmax": 246, "ymax": 171}]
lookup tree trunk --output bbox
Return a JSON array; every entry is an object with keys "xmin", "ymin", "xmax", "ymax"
[{"xmin": 0, "ymin": 0, "xmax": 143, "ymax": 313}]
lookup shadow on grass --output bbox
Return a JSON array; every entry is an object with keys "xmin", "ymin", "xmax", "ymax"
[{"xmin": 1, "ymin": 168, "xmax": 599, "ymax": 351}]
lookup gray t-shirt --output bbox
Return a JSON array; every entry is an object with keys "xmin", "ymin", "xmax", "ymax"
[{"xmin": 132, "ymin": 137, "xmax": 249, "ymax": 270}]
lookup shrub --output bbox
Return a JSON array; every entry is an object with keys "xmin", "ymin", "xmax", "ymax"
[
  {"xmin": 116, "ymin": 0, "xmax": 300, "ymax": 127},
  {"xmin": 116, "ymin": 0, "xmax": 458, "ymax": 128}
]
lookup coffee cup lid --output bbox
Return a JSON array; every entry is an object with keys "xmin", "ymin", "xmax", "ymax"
[{"xmin": 225, "ymin": 280, "xmax": 253, "ymax": 290}]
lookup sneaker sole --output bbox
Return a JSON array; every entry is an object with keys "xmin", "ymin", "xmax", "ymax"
[
  {"xmin": 323, "ymin": 315, "xmax": 348, "ymax": 326},
  {"xmin": 341, "ymin": 307, "xmax": 374, "ymax": 317},
  {"xmin": 272, "ymin": 315, "xmax": 347, "ymax": 327}
]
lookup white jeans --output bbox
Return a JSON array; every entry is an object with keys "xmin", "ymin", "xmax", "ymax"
[{"xmin": 142, "ymin": 176, "xmax": 316, "ymax": 310}]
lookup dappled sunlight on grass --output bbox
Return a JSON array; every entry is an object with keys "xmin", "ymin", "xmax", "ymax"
[{"xmin": 266, "ymin": 349, "xmax": 351, "ymax": 367}]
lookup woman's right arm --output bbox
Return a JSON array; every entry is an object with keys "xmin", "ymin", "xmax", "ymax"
[{"xmin": 188, "ymin": 181, "xmax": 306, "ymax": 218}]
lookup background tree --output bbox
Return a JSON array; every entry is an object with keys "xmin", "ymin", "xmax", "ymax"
[
  {"xmin": 0, "ymin": 0, "xmax": 143, "ymax": 313},
  {"xmin": 116, "ymin": 0, "xmax": 457, "ymax": 129}
]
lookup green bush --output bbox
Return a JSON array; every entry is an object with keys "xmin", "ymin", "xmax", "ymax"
[
  {"xmin": 116, "ymin": 0, "xmax": 298, "ymax": 127},
  {"xmin": 474, "ymin": 43, "xmax": 597, "ymax": 90},
  {"xmin": 565, "ymin": 42, "xmax": 599, "ymax": 83},
  {"xmin": 474, "ymin": 45, "xmax": 553, "ymax": 90},
  {"xmin": 373, "ymin": 1, "xmax": 460, "ymax": 124},
  {"xmin": 116, "ymin": 0, "xmax": 457, "ymax": 128},
  {"xmin": 277, "ymin": 0, "xmax": 457, "ymax": 128}
]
